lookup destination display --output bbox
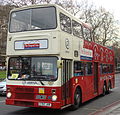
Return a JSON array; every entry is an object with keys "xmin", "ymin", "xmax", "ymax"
[{"xmin": 14, "ymin": 39, "xmax": 48, "ymax": 50}]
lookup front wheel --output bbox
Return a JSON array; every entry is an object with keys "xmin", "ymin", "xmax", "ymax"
[{"xmin": 70, "ymin": 88, "xmax": 81, "ymax": 110}]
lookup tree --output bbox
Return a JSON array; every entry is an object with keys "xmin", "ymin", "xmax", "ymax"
[
  {"xmin": 77, "ymin": 1, "xmax": 119, "ymax": 46},
  {"xmin": 0, "ymin": 5, "xmax": 13, "ymax": 54},
  {"xmin": 0, "ymin": 5, "xmax": 14, "ymax": 66}
]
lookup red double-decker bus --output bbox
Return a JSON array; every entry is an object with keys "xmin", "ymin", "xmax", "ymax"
[{"xmin": 6, "ymin": 4, "xmax": 115, "ymax": 110}]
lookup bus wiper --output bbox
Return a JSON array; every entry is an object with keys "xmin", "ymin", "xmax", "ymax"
[
  {"xmin": 39, "ymin": 80, "xmax": 44, "ymax": 85},
  {"xmin": 32, "ymin": 77, "xmax": 44, "ymax": 85}
]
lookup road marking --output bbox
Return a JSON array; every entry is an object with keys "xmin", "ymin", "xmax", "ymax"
[
  {"xmin": 89, "ymin": 100, "xmax": 120, "ymax": 115},
  {"xmin": 83, "ymin": 107, "xmax": 98, "ymax": 111}
]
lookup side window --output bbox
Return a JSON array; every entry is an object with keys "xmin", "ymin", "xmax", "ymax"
[
  {"xmin": 83, "ymin": 27, "xmax": 91, "ymax": 41},
  {"xmin": 74, "ymin": 61, "xmax": 84, "ymax": 76},
  {"xmin": 85, "ymin": 62, "xmax": 93, "ymax": 75},
  {"xmin": 72, "ymin": 20, "xmax": 82, "ymax": 38},
  {"xmin": 110, "ymin": 64, "xmax": 114, "ymax": 73},
  {"xmin": 101, "ymin": 64, "xmax": 107, "ymax": 74},
  {"xmin": 101, "ymin": 64, "xmax": 114, "ymax": 74},
  {"xmin": 60, "ymin": 13, "xmax": 72, "ymax": 34}
]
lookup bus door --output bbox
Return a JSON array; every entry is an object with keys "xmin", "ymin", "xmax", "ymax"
[
  {"xmin": 62, "ymin": 59, "xmax": 72, "ymax": 106},
  {"xmin": 94, "ymin": 62, "xmax": 98, "ymax": 93}
]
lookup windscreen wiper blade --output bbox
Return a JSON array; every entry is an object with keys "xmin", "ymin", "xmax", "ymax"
[
  {"xmin": 31, "ymin": 77, "xmax": 44, "ymax": 85},
  {"xmin": 39, "ymin": 80, "xmax": 44, "ymax": 85}
]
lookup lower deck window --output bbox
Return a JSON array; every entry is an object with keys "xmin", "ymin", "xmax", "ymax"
[
  {"xmin": 85, "ymin": 62, "xmax": 93, "ymax": 75},
  {"xmin": 74, "ymin": 61, "xmax": 93, "ymax": 76},
  {"xmin": 74, "ymin": 61, "xmax": 84, "ymax": 76},
  {"xmin": 101, "ymin": 64, "xmax": 114, "ymax": 74}
]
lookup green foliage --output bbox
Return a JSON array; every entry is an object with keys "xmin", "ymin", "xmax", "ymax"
[{"xmin": 0, "ymin": 71, "xmax": 6, "ymax": 79}]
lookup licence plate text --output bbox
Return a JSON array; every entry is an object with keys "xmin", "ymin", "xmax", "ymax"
[{"xmin": 38, "ymin": 102, "xmax": 51, "ymax": 107}]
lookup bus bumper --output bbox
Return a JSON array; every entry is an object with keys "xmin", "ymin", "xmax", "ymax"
[{"xmin": 6, "ymin": 99, "xmax": 61, "ymax": 109}]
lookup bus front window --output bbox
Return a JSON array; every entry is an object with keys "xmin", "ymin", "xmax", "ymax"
[
  {"xmin": 31, "ymin": 57, "xmax": 57, "ymax": 81},
  {"xmin": 10, "ymin": 6, "xmax": 57, "ymax": 32},
  {"xmin": 8, "ymin": 57, "xmax": 57, "ymax": 81}
]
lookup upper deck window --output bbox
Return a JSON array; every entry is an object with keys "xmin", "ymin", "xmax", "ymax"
[
  {"xmin": 83, "ymin": 27, "xmax": 92, "ymax": 41},
  {"xmin": 9, "ymin": 6, "xmax": 57, "ymax": 32},
  {"xmin": 60, "ymin": 13, "xmax": 72, "ymax": 34},
  {"xmin": 72, "ymin": 20, "xmax": 82, "ymax": 38}
]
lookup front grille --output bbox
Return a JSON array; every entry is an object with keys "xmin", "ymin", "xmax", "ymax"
[
  {"xmin": 15, "ymin": 93, "xmax": 34, "ymax": 100},
  {"xmin": 14, "ymin": 101, "xmax": 34, "ymax": 106},
  {"xmin": 0, "ymin": 87, "xmax": 3, "ymax": 89},
  {"xmin": 15, "ymin": 87, "xmax": 34, "ymax": 93}
]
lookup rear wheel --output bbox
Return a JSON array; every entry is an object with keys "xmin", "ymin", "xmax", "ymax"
[{"xmin": 70, "ymin": 88, "xmax": 81, "ymax": 110}]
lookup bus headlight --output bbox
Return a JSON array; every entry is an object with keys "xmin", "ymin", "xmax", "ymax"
[
  {"xmin": 52, "ymin": 95, "xmax": 57, "ymax": 101},
  {"xmin": 7, "ymin": 92, "xmax": 12, "ymax": 98}
]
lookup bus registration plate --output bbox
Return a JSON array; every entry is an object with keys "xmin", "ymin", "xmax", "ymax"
[{"xmin": 38, "ymin": 102, "xmax": 51, "ymax": 107}]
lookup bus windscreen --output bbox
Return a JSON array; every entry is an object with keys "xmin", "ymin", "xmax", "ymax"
[{"xmin": 8, "ymin": 57, "xmax": 57, "ymax": 81}]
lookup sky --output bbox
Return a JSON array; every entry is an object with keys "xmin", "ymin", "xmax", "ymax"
[{"xmin": 89, "ymin": 0, "xmax": 120, "ymax": 20}]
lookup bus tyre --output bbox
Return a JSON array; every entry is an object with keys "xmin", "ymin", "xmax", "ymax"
[
  {"xmin": 102, "ymin": 84, "xmax": 106, "ymax": 96},
  {"xmin": 70, "ymin": 88, "xmax": 81, "ymax": 110}
]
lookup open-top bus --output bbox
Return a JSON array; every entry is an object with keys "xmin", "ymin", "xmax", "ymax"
[{"xmin": 6, "ymin": 4, "xmax": 115, "ymax": 110}]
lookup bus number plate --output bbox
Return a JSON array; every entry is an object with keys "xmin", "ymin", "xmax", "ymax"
[{"xmin": 38, "ymin": 102, "xmax": 51, "ymax": 107}]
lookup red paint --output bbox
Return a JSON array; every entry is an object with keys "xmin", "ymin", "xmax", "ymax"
[
  {"xmin": 6, "ymin": 85, "xmax": 62, "ymax": 109},
  {"xmin": 83, "ymin": 40, "xmax": 114, "ymax": 63}
]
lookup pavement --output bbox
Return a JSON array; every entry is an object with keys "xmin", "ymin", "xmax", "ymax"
[{"xmin": 90, "ymin": 100, "xmax": 120, "ymax": 115}]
